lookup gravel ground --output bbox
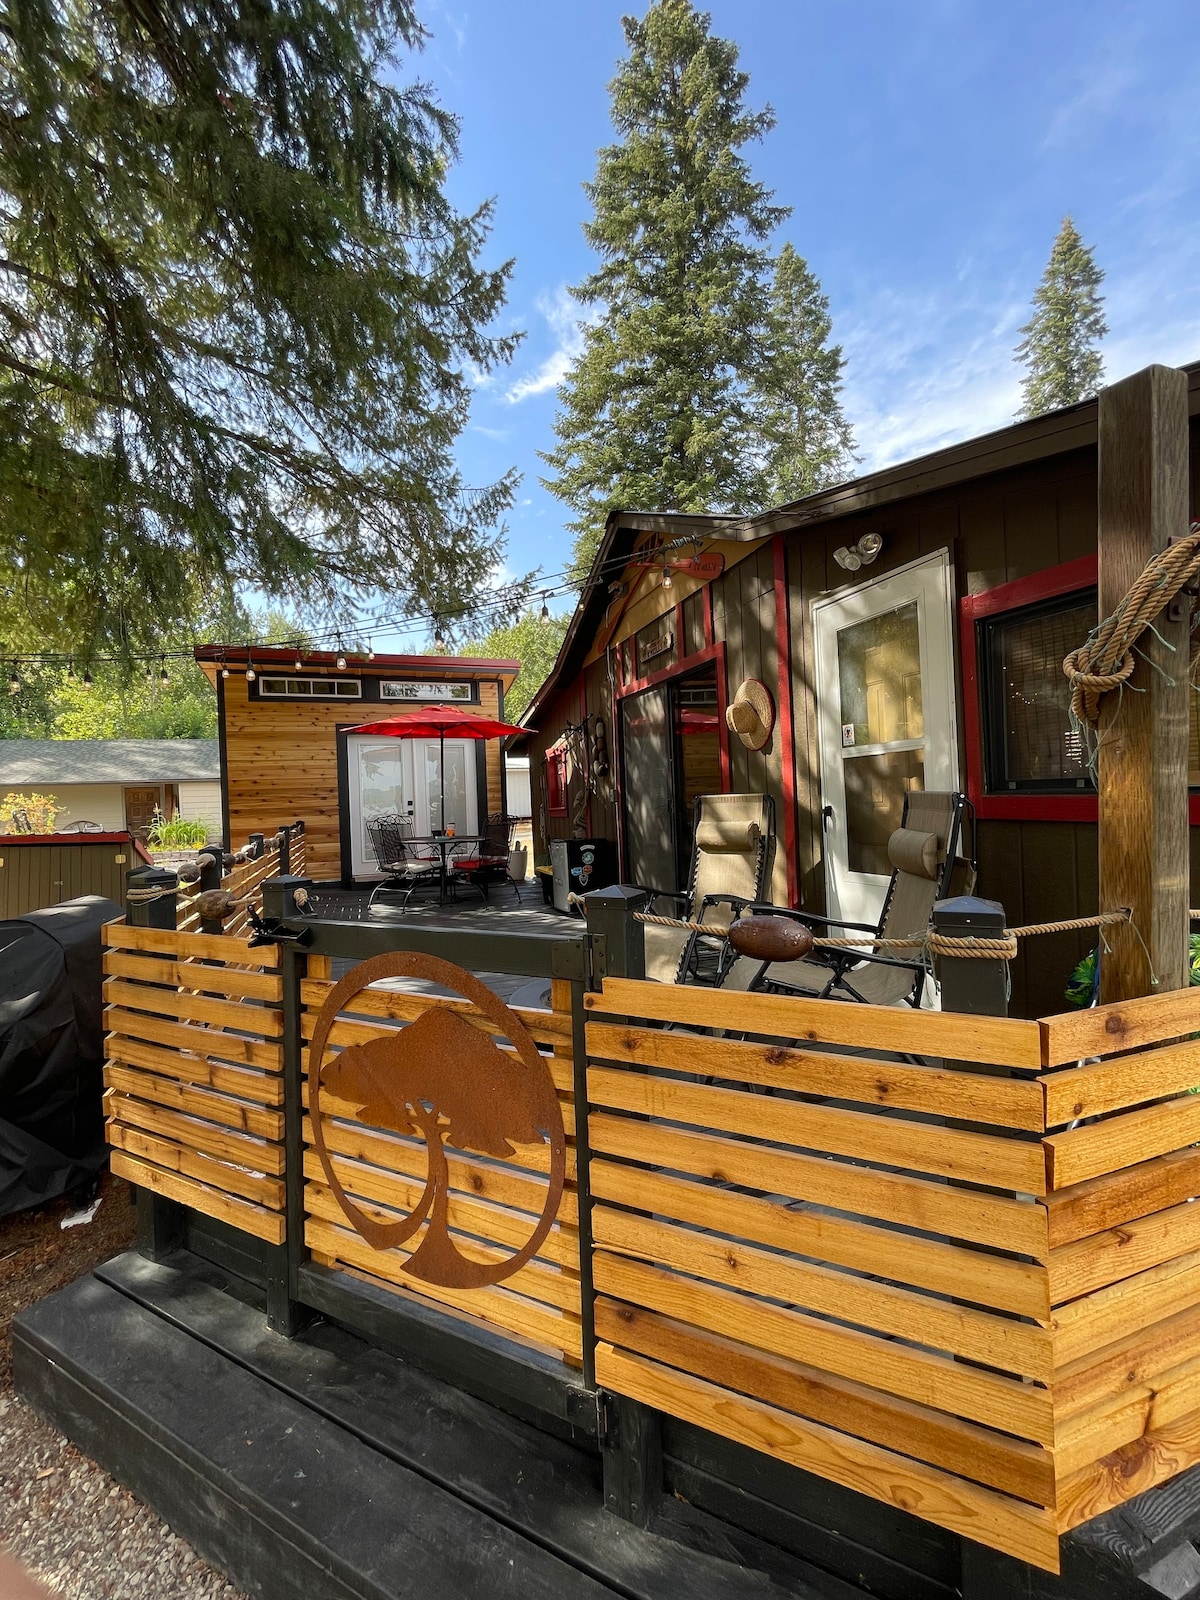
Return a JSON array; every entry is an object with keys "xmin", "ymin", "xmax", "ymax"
[{"xmin": 0, "ymin": 1172, "xmax": 249, "ymax": 1599}]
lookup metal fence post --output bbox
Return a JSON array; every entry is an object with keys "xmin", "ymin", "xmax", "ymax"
[
  {"xmin": 584, "ymin": 885, "xmax": 649, "ymax": 982},
  {"xmin": 124, "ymin": 865, "xmax": 185, "ymax": 1257},
  {"xmin": 125, "ymin": 865, "xmax": 178, "ymax": 931},
  {"xmin": 584, "ymin": 885, "xmax": 661, "ymax": 1528},
  {"xmin": 261, "ymin": 874, "xmax": 314, "ymax": 1335}
]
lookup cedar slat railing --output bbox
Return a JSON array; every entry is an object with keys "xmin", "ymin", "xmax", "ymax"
[
  {"xmin": 583, "ymin": 976, "xmax": 1200, "ymax": 1576},
  {"xmin": 102, "ymin": 922, "xmax": 286, "ymax": 1243},
  {"xmin": 100, "ymin": 881, "xmax": 1200, "ymax": 1577}
]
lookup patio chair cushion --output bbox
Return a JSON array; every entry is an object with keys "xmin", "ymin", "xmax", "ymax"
[
  {"xmin": 695, "ymin": 816, "xmax": 762, "ymax": 853},
  {"xmin": 887, "ymin": 827, "xmax": 940, "ymax": 881}
]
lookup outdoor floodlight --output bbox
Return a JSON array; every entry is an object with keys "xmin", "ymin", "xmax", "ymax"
[{"xmin": 833, "ymin": 532, "xmax": 884, "ymax": 573}]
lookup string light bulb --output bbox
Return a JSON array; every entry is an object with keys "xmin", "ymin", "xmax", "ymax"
[
  {"xmin": 540, "ymin": 597, "xmax": 550, "ymax": 622},
  {"xmin": 661, "ymin": 562, "xmax": 673, "ymax": 589},
  {"xmin": 82, "ymin": 668, "xmax": 92, "ymax": 691},
  {"xmin": 293, "ymin": 652, "xmax": 302, "ymax": 671},
  {"xmin": 366, "ymin": 641, "xmax": 376, "ymax": 660},
  {"xmin": 159, "ymin": 658, "xmax": 169, "ymax": 687},
  {"xmin": 7, "ymin": 665, "xmax": 19, "ymax": 696},
  {"xmin": 335, "ymin": 632, "xmax": 347, "ymax": 670},
  {"xmin": 220, "ymin": 663, "xmax": 230, "ymax": 679},
  {"xmin": 433, "ymin": 621, "xmax": 446, "ymax": 652},
  {"xmin": 245, "ymin": 658, "xmax": 256, "ymax": 683}
]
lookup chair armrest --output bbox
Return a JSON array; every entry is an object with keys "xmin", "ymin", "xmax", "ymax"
[
  {"xmin": 645, "ymin": 889, "xmax": 688, "ymax": 914},
  {"xmin": 745, "ymin": 902, "xmax": 877, "ymax": 935}
]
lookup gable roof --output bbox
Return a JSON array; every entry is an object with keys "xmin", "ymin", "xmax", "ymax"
[
  {"xmin": 0, "ymin": 739, "xmax": 220, "ymax": 785},
  {"xmin": 516, "ymin": 361, "xmax": 1200, "ymax": 737}
]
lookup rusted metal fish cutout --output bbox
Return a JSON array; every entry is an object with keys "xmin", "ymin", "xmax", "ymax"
[{"xmin": 308, "ymin": 952, "xmax": 566, "ymax": 1290}]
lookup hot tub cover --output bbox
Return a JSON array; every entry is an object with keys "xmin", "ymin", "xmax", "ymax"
[{"xmin": 0, "ymin": 895, "xmax": 119, "ymax": 1214}]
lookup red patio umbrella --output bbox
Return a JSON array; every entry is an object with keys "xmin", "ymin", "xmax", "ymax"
[{"xmin": 346, "ymin": 703, "xmax": 529, "ymax": 833}]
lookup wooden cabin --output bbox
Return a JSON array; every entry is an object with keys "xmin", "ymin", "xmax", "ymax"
[
  {"xmin": 195, "ymin": 646, "xmax": 518, "ymax": 883},
  {"xmin": 518, "ymin": 360, "xmax": 1200, "ymax": 1018}
]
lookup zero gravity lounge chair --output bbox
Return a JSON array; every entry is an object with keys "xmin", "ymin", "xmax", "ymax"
[
  {"xmin": 728, "ymin": 790, "xmax": 974, "ymax": 1007},
  {"xmin": 642, "ymin": 793, "xmax": 776, "ymax": 985}
]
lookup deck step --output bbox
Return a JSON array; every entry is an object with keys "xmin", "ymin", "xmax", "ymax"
[{"xmin": 13, "ymin": 1252, "xmax": 852, "ymax": 1600}]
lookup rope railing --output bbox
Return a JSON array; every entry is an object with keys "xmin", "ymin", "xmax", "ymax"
[{"xmin": 632, "ymin": 907, "xmax": 1136, "ymax": 962}]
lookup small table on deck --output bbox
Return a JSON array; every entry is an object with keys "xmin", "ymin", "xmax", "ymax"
[{"xmin": 407, "ymin": 834, "xmax": 487, "ymax": 906}]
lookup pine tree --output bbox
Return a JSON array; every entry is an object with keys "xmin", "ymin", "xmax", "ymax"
[
  {"xmin": 754, "ymin": 244, "xmax": 855, "ymax": 504},
  {"xmin": 541, "ymin": 0, "xmax": 787, "ymax": 579},
  {"xmin": 0, "ymin": 1, "xmax": 520, "ymax": 658},
  {"xmin": 1015, "ymin": 217, "xmax": 1107, "ymax": 418}
]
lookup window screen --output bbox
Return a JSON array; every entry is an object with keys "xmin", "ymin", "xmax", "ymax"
[{"xmin": 978, "ymin": 591, "xmax": 1095, "ymax": 791}]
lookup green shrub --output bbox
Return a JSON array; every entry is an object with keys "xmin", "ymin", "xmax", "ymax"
[{"xmin": 146, "ymin": 810, "xmax": 209, "ymax": 848}]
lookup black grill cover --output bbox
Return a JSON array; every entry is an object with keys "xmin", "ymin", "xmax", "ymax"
[{"xmin": 0, "ymin": 895, "xmax": 120, "ymax": 1215}]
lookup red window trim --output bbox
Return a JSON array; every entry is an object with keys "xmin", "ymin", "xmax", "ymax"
[{"xmin": 956, "ymin": 555, "xmax": 1200, "ymax": 823}]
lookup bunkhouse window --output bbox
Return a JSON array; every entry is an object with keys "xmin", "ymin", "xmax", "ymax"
[
  {"xmin": 546, "ymin": 743, "xmax": 568, "ymax": 815},
  {"xmin": 258, "ymin": 676, "xmax": 363, "ymax": 699},
  {"xmin": 978, "ymin": 590, "xmax": 1096, "ymax": 792}
]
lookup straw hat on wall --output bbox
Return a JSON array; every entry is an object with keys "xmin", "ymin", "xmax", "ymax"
[{"xmin": 726, "ymin": 679, "xmax": 775, "ymax": 750}]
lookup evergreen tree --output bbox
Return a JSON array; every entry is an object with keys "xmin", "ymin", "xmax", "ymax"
[
  {"xmin": 754, "ymin": 244, "xmax": 855, "ymax": 504},
  {"xmin": 541, "ymin": 0, "xmax": 787, "ymax": 579},
  {"xmin": 0, "ymin": 0, "xmax": 520, "ymax": 658},
  {"xmin": 1015, "ymin": 217, "xmax": 1107, "ymax": 418},
  {"xmin": 462, "ymin": 607, "xmax": 569, "ymax": 720}
]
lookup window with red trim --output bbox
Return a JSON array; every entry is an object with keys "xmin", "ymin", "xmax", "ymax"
[
  {"xmin": 962, "ymin": 555, "xmax": 1200, "ymax": 822},
  {"xmin": 545, "ymin": 743, "xmax": 568, "ymax": 815}
]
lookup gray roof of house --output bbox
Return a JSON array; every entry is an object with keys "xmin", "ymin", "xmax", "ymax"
[{"xmin": 0, "ymin": 739, "xmax": 220, "ymax": 785}]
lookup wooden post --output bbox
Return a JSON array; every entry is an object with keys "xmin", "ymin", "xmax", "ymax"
[{"xmin": 1098, "ymin": 364, "xmax": 1191, "ymax": 1003}]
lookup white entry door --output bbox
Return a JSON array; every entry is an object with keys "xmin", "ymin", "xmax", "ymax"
[
  {"xmin": 813, "ymin": 551, "xmax": 958, "ymax": 927},
  {"xmin": 346, "ymin": 735, "xmax": 479, "ymax": 877}
]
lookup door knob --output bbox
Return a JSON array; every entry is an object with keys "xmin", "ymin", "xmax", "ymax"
[{"xmin": 821, "ymin": 805, "xmax": 834, "ymax": 830}]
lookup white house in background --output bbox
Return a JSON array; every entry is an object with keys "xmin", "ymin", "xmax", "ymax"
[
  {"xmin": 504, "ymin": 755, "xmax": 532, "ymax": 820},
  {"xmin": 0, "ymin": 739, "xmax": 222, "ymax": 841}
]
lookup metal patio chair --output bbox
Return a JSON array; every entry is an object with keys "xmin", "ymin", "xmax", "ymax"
[
  {"xmin": 643, "ymin": 792, "xmax": 776, "ymax": 985},
  {"xmin": 723, "ymin": 790, "xmax": 974, "ymax": 1007},
  {"xmin": 365, "ymin": 814, "xmax": 441, "ymax": 911},
  {"xmin": 453, "ymin": 813, "xmax": 520, "ymax": 901}
]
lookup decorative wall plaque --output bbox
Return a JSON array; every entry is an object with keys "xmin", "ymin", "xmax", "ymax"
[{"xmin": 308, "ymin": 952, "xmax": 566, "ymax": 1289}]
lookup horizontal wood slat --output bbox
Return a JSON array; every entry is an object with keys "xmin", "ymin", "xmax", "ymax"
[
  {"xmin": 1040, "ymin": 988, "xmax": 1200, "ymax": 1065},
  {"xmin": 104, "ymin": 977, "xmax": 283, "ymax": 1038},
  {"xmin": 595, "ymin": 1344, "xmax": 1061, "ymax": 1572},
  {"xmin": 109, "ymin": 1122, "xmax": 285, "ymax": 1209},
  {"xmin": 305, "ymin": 1215, "xmax": 582, "ymax": 1360},
  {"xmin": 1043, "ymin": 1147, "xmax": 1200, "ymax": 1249},
  {"xmin": 1041, "ymin": 1037, "xmax": 1200, "ymax": 1126},
  {"xmin": 593, "ymin": 1205, "xmax": 1052, "ymax": 1378},
  {"xmin": 588, "ymin": 1065, "xmax": 1047, "ymax": 1193},
  {"xmin": 106, "ymin": 1090, "xmax": 285, "ymax": 1176},
  {"xmin": 104, "ymin": 921, "xmax": 280, "ymax": 966},
  {"xmin": 587, "ymin": 977, "xmax": 1045, "ymax": 1068},
  {"xmin": 104, "ymin": 1007, "xmax": 283, "ymax": 1072},
  {"xmin": 594, "ymin": 1299, "xmax": 1054, "ymax": 1505},
  {"xmin": 111, "ymin": 1152, "xmax": 284, "ymax": 1244},
  {"xmin": 105, "ymin": 1063, "xmax": 283, "ymax": 1141},
  {"xmin": 589, "ymin": 1112, "xmax": 1047, "ymax": 1257},
  {"xmin": 105, "ymin": 1033, "xmax": 283, "ymax": 1106},
  {"xmin": 1044, "ymin": 1096, "xmax": 1200, "ymax": 1190},
  {"xmin": 586, "ymin": 1021, "xmax": 1045, "ymax": 1130},
  {"xmin": 590, "ymin": 1159, "xmax": 1048, "ymax": 1319},
  {"xmin": 103, "ymin": 949, "xmax": 283, "ymax": 1001}
]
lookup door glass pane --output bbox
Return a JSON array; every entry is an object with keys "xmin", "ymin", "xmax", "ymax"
[
  {"xmin": 843, "ymin": 749, "xmax": 925, "ymax": 876},
  {"xmin": 357, "ymin": 742, "xmax": 410, "ymax": 866},
  {"xmin": 838, "ymin": 602, "xmax": 923, "ymax": 747},
  {"xmin": 622, "ymin": 686, "xmax": 675, "ymax": 892},
  {"xmin": 424, "ymin": 742, "xmax": 471, "ymax": 834}
]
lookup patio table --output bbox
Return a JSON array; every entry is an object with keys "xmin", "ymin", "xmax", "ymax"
[{"xmin": 407, "ymin": 834, "xmax": 487, "ymax": 906}]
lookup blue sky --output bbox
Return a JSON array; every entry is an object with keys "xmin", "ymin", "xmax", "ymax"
[{"xmin": 376, "ymin": 0, "xmax": 1200, "ymax": 642}]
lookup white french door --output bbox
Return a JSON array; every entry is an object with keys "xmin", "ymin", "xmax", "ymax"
[
  {"xmin": 346, "ymin": 735, "xmax": 479, "ymax": 877},
  {"xmin": 813, "ymin": 551, "xmax": 958, "ymax": 927}
]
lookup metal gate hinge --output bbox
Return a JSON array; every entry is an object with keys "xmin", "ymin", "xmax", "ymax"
[{"xmin": 598, "ymin": 1390, "xmax": 620, "ymax": 1449}]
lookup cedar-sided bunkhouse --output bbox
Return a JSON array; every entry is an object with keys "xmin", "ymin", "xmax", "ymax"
[
  {"xmin": 518, "ymin": 360, "xmax": 1200, "ymax": 1018},
  {"xmin": 194, "ymin": 646, "xmax": 519, "ymax": 883}
]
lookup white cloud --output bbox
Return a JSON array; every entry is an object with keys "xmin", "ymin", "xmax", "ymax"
[
  {"xmin": 505, "ymin": 287, "xmax": 597, "ymax": 404},
  {"xmin": 470, "ymin": 423, "xmax": 510, "ymax": 441}
]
